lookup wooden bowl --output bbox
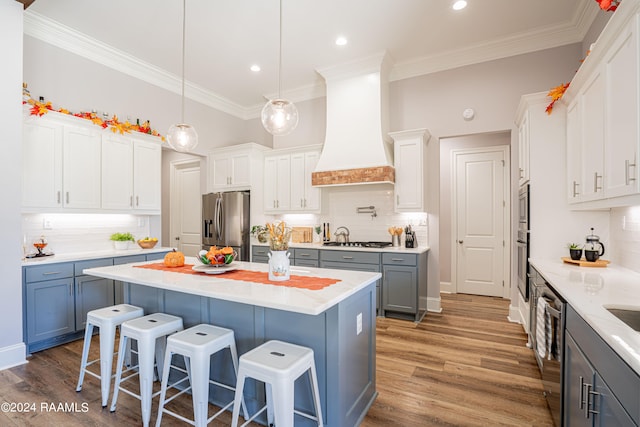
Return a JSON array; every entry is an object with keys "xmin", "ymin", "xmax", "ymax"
[{"xmin": 137, "ymin": 240, "xmax": 158, "ymax": 249}]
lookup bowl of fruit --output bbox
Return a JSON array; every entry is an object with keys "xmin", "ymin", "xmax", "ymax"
[
  {"xmin": 198, "ymin": 246, "xmax": 236, "ymax": 267},
  {"xmin": 137, "ymin": 237, "xmax": 158, "ymax": 249}
]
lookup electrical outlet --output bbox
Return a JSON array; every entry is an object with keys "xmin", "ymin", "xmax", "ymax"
[
  {"xmin": 138, "ymin": 217, "xmax": 145, "ymax": 227},
  {"xmin": 419, "ymin": 217, "xmax": 428, "ymax": 226},
  {"xmin": 43, "ymin": 218, "xmax": 53, "ymax": 230},
  {"xmin": 356, "ymin": 313, "xmax": 362, "ymax": 335}
]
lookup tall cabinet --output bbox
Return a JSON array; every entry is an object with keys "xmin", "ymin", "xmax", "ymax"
[{"xmin": 389, "ymin": 129, "xmax": 431, "ymax": 213}]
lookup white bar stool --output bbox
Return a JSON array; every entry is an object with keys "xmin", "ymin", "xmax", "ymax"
[
  {"xmin": 155, "ymin": 324, "xmax": 249, "ymax": 427},
  {"xmin": 231, "ymin": 340, "xmax": 323, "ymax": 427},
  {"xmin": 110, "ymin": 313, "xmax": 184, "ymax": 427},
  {"xmin": 76, "ymin": 304, "xmax": 144, "ymax": 407}
]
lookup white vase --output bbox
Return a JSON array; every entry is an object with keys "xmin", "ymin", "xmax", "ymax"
[
  {"xmin": 268, "ymin": 250, "xmax": 290, "ymax": 281},
  {"xmin": 113, "ymin": 241, "xmax": 129, "ymax": 250}
]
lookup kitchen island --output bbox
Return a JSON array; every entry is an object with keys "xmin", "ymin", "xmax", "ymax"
[{"xmin": 83, "ymin": 258, "xmax": 380, "ymax": 427}]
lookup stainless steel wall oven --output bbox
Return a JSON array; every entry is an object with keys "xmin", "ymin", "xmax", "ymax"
[{"xmin": 517, "ymin": 184, "xmax": 530, "ymax": 301}]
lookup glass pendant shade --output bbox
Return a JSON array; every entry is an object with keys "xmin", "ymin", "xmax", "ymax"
[
  {"xmin": 261, "ymin": 98, "xmax": 299, "ymax": 136},
  {"xmin": 167, "ymin": 123, "xmax": 198, "ymax": 152}
]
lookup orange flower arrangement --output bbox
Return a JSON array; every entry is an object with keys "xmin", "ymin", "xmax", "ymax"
[{"xmin": 23, "ymin": 89, "xmax": 165, "ymax": 140}]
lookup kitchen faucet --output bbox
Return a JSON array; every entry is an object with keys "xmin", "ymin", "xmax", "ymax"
[{"xmin": 334, "ymin": 226, "xmax": 350, "ymax": 244}]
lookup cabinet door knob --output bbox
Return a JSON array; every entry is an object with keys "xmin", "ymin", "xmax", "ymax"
[{"xmin": 458, "ymin": 240, "xmax": 464, "ymax": 244}]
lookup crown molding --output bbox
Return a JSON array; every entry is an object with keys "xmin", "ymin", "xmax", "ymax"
[
  {"xmin": 23, "ymin": 10, "xmax": 248, "ymax": 119},
  {"xmin": 390, "ymin": 2, "xmax": 597, "ymax": 82}
]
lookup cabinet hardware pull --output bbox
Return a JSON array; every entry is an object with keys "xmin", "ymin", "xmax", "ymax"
[
  {"xmin": 299, "ymin": 253, "xmax": 310, "ymax": 257},
  {"xmin": 587, "ymin": 389, "xmax": 600, "ymax": 418},
  {"xmin": 519, "ymin": 168, "xmax": 524, "ymax": 179},
  {"xmin": 584, "ymin": 382, "xmax": 593, "ymax": 418},
  {"xmin": 130, "ymin": 196, "xmax": 133, "ymax": 207},
  {"xmin": 66, "ymin": 192, "xmax": 70, "ymax": 204},
  {"xmin": 391, "ymin": 258, "xmax": 404, "ymax": 261},
  {"xmin": 136, "ymin": 196, "xmax": 139, "ymax": 206},
  {"xmin": 572, "ymin": 181, "xmax": 580, "ymax": 197},
  {"xmin": 579, "ymin": 376, "xmax": 586, "ymax": 410},
  {"xmin": 42, "ymin": 271, "xmax": 61, "ymax": 276},
  {"xmin": 277, "ymin": 200, "xmax": 279, "ymax": 208},
  {"xmin": 593, "ymin": 172, "xmax": 602, "ymax": 192},
  {"xmin": 304, "ymin": 198, "xmax": 307, "ymax": 208},
  {"xmin": 342, "ymin": 256, "xmax": 354, "ymax": 259},
  {"xmin": 625, "ymin": 159, "xmax": 636, "ymax": 185},
  {"xmin": 57, "ymin": 191, "xmax": 61, "ymax": 204},
  {"xmin": 458, "ymin": 240, "xmax": 464, "ymax": 244}
]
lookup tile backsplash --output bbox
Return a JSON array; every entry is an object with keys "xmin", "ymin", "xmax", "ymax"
[
  {"xmin": 275, "ymin": 184, "xmax": 429, "ymax": 246},
  {"xmin": 22, "ymin": 213, "xmax": 154, "ymax": 256},
  {"xmin": 610, "ymin": 206, "xmax": 640, "ymax": 273}
]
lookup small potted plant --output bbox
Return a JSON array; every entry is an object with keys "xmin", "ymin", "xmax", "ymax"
[
  {"xmin": 110, "ymin": 232, "xmax": 135, "ymax": 250},
  {"xmin": 251, "ymin": 225, "xmax": 268, "ymax": 243},
  {"xmin": 567, "ymin": 243, "xmax": 583, "ymax": 261}
]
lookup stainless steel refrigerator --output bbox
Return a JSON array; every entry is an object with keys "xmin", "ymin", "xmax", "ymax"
[{"xmin": 202, "ymin": 191, "xmax": 250, "ymax": 261}]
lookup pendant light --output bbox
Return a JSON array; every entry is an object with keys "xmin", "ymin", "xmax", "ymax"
[
  {"xmin": 261, "ymin": 0, "xmax": 299, "ymax": 136},
  {"xmin": 167, "ymin": 0, "xmax": 198, "ymax": 152}
]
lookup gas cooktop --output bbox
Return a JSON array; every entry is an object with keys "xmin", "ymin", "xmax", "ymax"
[{"xmin": 323, "ymin": 241, "xmax": 392, "ymax": 248}]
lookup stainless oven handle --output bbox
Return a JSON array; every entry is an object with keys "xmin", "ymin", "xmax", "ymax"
[{"xmin": 546, "ymin": 305, "xmax": 561, "ymax": 319}]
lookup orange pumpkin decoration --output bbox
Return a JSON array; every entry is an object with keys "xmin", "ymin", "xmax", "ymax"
[
  {"xmin": 220, "ymin": 246, "xmax": 234, "ymax": 255},
  {"xmin": 164, "ymin": 249, "xmax": 185, "ymax": 268}
]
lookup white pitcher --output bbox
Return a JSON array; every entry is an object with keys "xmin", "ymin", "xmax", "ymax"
[{"xmin": 268, "ymin": 250, "xmax": 291, "ymax": 281}]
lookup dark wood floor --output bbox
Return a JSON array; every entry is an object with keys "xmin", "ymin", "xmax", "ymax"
[{"xmin": 0, "ymin": 293, "xmax": 553, "ymax": 426}]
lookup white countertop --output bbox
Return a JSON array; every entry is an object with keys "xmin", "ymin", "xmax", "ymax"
[
  {"xmin": 83, "ymin": 257, "xmax": 381, "ymax": 316},
  {"xmin": 530, "ymin": 258, "xmax": 640, "ymax": 375},
  {"xmin": 21, "ymin": 246, "xmax": 173, "ymax": 266},
  {"xmin": 253, "ymin": 241, "xmax": 430, "ymax": 254}
]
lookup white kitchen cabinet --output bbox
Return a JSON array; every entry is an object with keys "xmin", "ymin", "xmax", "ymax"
[
  {"xmin": 390, "ymin": 129, "xmax": 431, "ymax": 213},
  {"xmin": 102, "ymin": 134, "xmax": 161, "ymax": 212},
  {"xmin": 562, "ymin": 7, "xmax": 640, "ymax": 208},
  {"xmin": 207, "ymin": 143, "xmax": 268, "ymax": 193},
  {"xmin": 22, "ymin": 113, "xmax": 101, "ymax": 211},
  {"xmin": 517, "ymin": 110, "xmax": 530, "ymax": 187},
  {"xmin": 290, "ymin": 150, "xmax": 320, "ymax": 211},
  {"xmin": 603, "ymin": 14, "xmax": 639, "ymax": 199},
  {"xmin": 22, "ymin": 117, "xmax": 63, "ymax": 209},
  {"xmin": 264, "ymin": 154, "xmax": 291, "ymax": 212}
]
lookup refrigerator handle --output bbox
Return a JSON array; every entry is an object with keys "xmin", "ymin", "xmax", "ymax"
[
  {"xmin": 203, "ymin": 219, "xmax": 208, "ymax": 239},
  {"xmin": 216, "ymin": 196, "xmax": 223, "ymax": 241}
]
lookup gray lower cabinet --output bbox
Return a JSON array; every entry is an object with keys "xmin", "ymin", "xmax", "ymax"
[
  {"xmin": 251, "ymin": 245, "xmax": 269, "ymax": 263},
  {"xmin": 292, "ymin": 248, "xmax": 319, "ymax": 267},
  {"xmin": 564, "ymin": 305, "xmax": 637, "ymax": 426},
  {"xmin": 381, "ymin": 252, "xmax": 427, "ymax": 321},
  {"xmin": 113, "ymin": 254, "xmax": 146, "ymax": 304},
  {"xmin": 23, "ymin": 251, "xmax": 169, "ymax": 353}
]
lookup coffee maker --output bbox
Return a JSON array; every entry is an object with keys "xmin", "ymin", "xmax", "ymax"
[{"xmin": 584, "ymin": 227, "xmax": 605, "ymax": 262}]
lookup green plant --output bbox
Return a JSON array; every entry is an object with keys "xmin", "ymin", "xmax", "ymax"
[
  {"xmin": 567, "ymin": 243, "xmax": 582, "ymax": 250},
  {"xmin": 110, "ymin": 232, "xmax": 135, "ymax": 242},
  {"xmin": 251, "ymin": 225, "xmax": 267, "ymax": 235}
]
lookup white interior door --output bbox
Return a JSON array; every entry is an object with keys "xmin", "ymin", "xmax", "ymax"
[
  {"xmin": 170, "ymin": 160, "xmax": 201, "ymax": 257},
  {"xmin": 454, "ymin": 148, "xmax": 507, "ymax": 297}
]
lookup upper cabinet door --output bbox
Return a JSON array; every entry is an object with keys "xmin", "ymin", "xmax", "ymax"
[
  {"xmin": 303, "ymin": 151, "xmax": 321, "ymax": 211},
  {"xmin": 579, "ymin": 69, "xmax": 605, "ymax": 202},
  {"xmin": 604, "ymin": 15, "xmax": 639, "ymax": 198},
  {"xmin": 566, "ymin": 100, "xmax": 583, "ymax": 204},
  {"xmin": 391, "ymin": 129, "xmax": 430, "ymax": 213},
  {"xmin": 63, "ymin": 125, "xmax": 102, "ymax": 209},
  {"xmin": 102, "ymin": 134, "xmax": 134, "ymax": 210},
  {"xmin": 22, "ymin": 118, "xmax": 63, "ymax": 209},
  {"xmin": 518, "ymin": 111, "xmax": 530, "ymax": 187},
  {"xmin": 133, "ymin": 139, "xmax": 161, "ymax": 211}
]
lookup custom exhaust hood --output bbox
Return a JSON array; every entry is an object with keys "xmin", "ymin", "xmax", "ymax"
[{"xmin": 312, "ymin": 53, "xmax": 395, "ymax": 187}]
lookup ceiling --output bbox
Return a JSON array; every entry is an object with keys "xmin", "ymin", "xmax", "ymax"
[{"xmin": 24, "ymin": 0, "xmax": 598, "ymax": 119}]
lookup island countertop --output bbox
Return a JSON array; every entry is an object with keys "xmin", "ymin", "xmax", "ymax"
[{"xmin": 83, "ymin": 257, "xmax": 381, "ymax": 316}]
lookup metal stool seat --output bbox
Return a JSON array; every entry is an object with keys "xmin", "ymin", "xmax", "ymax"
[
  {"xmin": 76, "ymin": 304, "xmax": 144, "ymax": 407},
  {"xmin": 155, "ymin": 324, "xmax": 249, "ymax": 426},
  {"xmin": 110, "ymin": 313, "xmax": 184, "ymax": 427},
  {"xmin": 231, "ymin": 340, "xmax": 323, "ymax": 427}
]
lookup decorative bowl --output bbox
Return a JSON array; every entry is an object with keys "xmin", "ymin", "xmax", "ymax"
[
  {"xmin": 137, "ymin": 239, "xmax": 158, "ymax": 249},
  {"xmin": 198, "ymin": 248, "xmax": 237, "ymax": 267}
]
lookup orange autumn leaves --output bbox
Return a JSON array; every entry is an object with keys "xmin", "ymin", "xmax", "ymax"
[
  {"xmin": 596, "ymin": 0, "xmax": 620, "ymax": 11},
  {"xmin": 545, "ymin": 83, "xmax": 570, "ymax": 115}
]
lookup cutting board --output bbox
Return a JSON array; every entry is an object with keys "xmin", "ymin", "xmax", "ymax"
[
  {"xmin": 291, "ymin": 227, "xmax": 313, "ymax": 243},
  {"xmin": 561, "ymin": 257, "xmax": 610, "ymax": 267}
]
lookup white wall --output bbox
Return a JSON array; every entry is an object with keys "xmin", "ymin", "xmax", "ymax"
[{"xmin": 0, "ymin": 0, "xmax": 27, "ymax": 370}]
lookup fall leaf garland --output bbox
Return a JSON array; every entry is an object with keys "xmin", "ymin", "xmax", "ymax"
[
  {"xmin": 545, "ymin": 83, "xmax": 570, "ymax": 115},
  {"xmin": 596, "ymin": 0, "xmax": 620, "ymax": 11},
  {"xmin": 23, "ymin": 92, "xmax": 165, "ymax": 140}
]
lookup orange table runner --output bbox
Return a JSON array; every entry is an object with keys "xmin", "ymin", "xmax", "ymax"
[{"xmin": 134, "ymin": 263, "xmax": 340, "ymax": 291}]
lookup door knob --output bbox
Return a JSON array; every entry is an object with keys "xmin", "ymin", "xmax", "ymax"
[
  {"xmin": 458, "ymin": 240, "xmax": 464, "ymax": 244},
  {"xmin": 175, "ymin": 237, "xmax": 180, "ymax": 241}
]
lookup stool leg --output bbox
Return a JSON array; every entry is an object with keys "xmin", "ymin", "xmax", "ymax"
[
  {"xmin": 230, "ymin": 372, "xmax": 247, "ymax": 427},
  {"xmin": 76, "ymin": 322, "xmax": 94, "ymax": 392},
  {"xmin": 266, "ymin": 382, "xmax": 275, "ymax": 427},
  {"xmin": 110, "ymin": 334, "xmax": 128, "ymax": 412},
  {"xmin": 190, "ymin": 352, "xmax": 210, "ymax": 427},
  {"xmin": 98, "ymin": 322, "xmax": 117, "ymax": 407},
  {"xmin": 229, "ymin": 343, "xmax": 249, "ymax": 421},
  {"xmin": 155, "ymin": 349, "xmax": 175, "ymax": 427},
  {"xmin": 138, "ymin": 336, "xmax": 156, "ymax": 427},
  {"xmin": 273, "ymin": 378, "xmax": 295, "ymax": 427},
  {"xmin": 309, "ymin": 365, "xmax": 324, "ymax": 427}
]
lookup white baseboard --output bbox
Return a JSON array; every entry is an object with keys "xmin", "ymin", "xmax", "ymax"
[
  {"xmin": 0, "ymin": 342, "xmax": 27, "ymax": 371},
  {"xmin": 507, "ymin": 304, "xmax": 522, "ymax": 324},
  {"xmin": 426, "ymin": 296, "xmax": 442, "ymax": 313},
  {"xmin": 440, "ymin": 281, "xmax": 453, "ymax": 294}
]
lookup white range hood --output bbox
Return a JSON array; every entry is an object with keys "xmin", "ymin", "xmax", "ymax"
[{"xmin": 312, "ymin": 52, "xmax": 394, "ymax": 187}]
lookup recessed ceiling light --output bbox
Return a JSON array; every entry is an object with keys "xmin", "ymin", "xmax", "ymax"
[
  {"xmin": 250, "ymin": 64, "xmax": 261, "ymax": 72},
  {"xmin": 335, "ymin": 36, "xmax": 348, "ymax": 46},
  {"xmin": 452, "ymin": 0, "xmax": 467, "ymax": 10}
]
